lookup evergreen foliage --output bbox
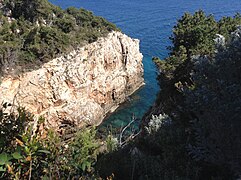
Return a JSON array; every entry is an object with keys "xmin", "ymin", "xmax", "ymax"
[
  {"xmin": 0, "ymin": 0, "xmax": 118, "ymax": 75},
  {"xmin": 1, "ymin": 5, "xmax": 241, "ymax": 179},
  {"xmin": 143, "ymin": 11, "xmax": 241, "ymax": 179},
  {"xmin": 154, "ymin": 10, "xmax": 241, "ymax": 78},
  {"xmin": 97, "ymin": 11, "xmax": 241, "ymax": 179}
]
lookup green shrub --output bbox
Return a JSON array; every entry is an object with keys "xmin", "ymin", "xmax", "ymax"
[
  {"xmin": 0, "ymin": 103, "xmax": 103, "ymax": 179},
  {"xmin": 68, "ymin": 127, "xmax": 100, "ymax": 173},
  {"xmin": 0, "ymin": 104, "xmax": 50, "ymax": 179},
  {"xmin": 147, "ymin": 11, "xmax": 241, "ymax": 179},
  {"xmin": 154, "ymin": 10, "xmax": 241, "ymax": 77},
  {"xmin": 41, "ymin": 127, "xmax": 102, "ymax": 178},
  {"xmin": 106, "ymin": 134, "xmax": 118, "ymax": 152},
  {"xmin": 0, "ymin": 0, "xmax": 118, "ymax": 75}
]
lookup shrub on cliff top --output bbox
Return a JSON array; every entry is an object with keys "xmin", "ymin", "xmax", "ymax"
[{"xmin": 0, "ymin": 0, "xmax": 119, "ymax": 75}]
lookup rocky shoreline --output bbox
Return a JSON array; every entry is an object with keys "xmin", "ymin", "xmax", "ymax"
[{"xmin": 0, "ymin": 31, "xmax": 144, "ymax": 128}]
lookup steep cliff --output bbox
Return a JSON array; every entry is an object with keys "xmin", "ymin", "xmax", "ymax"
[{"xmin": 0, "ymin": 31, "xmax": 144, "ymax": 128}]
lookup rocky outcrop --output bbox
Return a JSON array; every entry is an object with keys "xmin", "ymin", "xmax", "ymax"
[{"xmin": 0, "ymin": 31, "xmax": 144, "ymax": 128}]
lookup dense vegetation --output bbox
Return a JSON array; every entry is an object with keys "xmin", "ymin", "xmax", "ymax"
[
  {"xmin": 96, "ymin": 11, "xmax": 241, "ymax": 179},
  {"xmin": 0, "ymin": 0, "xmax": 118, "ymax": 75},
  {"xmin": 153, "ymin": 10, "xmax": 241, "ymax": 77},
  {"xmin": 0, "ymin": 103, "xmax": 109, "ymax": 179},
  {"xmin": 140, "ymin": 10, "xmax": 241, "ymax": 179},
  {"xmin": 1, "ymin": 5, "xmax": 241, "ymax": 179}
]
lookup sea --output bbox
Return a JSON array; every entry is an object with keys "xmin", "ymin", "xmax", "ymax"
[{"xmin": 49, "ymin": 0, "xmax": 241, "ymax": 130}]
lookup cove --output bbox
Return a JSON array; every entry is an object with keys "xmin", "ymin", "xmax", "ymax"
[{"xmin": 49, "ymin": 0, "xmax": 241, "ymax": 129}]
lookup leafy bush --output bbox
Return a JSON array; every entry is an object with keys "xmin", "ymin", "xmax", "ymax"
[
  {"xmin": 106, "ymin": 134, "xmax": 118, "ymax": 152},
  {"xmin": 183, "ymin": 28, "xmax": 241, "ymax": 178},
  {"xmin": 0, "ymin": 103, "xmax": 28, "ymax": 149},
  {"xmin": 68, "ymin": 128, "xmax": 100, "ymax": 173},
  {"xmin": 0, "ymin": 103, "xmax": 103, "ymax": 179},
  {"xmin": 145, "ymin": 114, "xmax": 171, "ymax": 134},
  {"xmin": 0, "ymin": 104, "xmax": 50, "ymax": 179},
  {"xmin": 39, "ymin": 127, "xmax": 101, "ymax": 179}
]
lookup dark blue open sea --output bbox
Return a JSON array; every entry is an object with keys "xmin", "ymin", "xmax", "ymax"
[{"xmin": 50, "ymin": 0, "xmax": 241, "ymax": 128}]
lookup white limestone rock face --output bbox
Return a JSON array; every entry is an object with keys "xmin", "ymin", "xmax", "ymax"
[{"xmin": 0, "ymin": 31, "xmax": 144, "ymax": 128}]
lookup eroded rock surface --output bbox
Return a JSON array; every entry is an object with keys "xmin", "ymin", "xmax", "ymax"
[{"xmin": 0, "ymin": 31, "xmax": 144, "ymax": 128}]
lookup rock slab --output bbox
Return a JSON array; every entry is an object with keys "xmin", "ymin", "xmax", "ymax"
[{"xmin": 0, "ymin": 31, "xmax": 144, "ymax": 128}]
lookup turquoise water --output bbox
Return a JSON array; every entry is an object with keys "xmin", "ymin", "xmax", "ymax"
[{"xmin": 49, "ymin": 0, "xmax": 241, "ymax": 129}]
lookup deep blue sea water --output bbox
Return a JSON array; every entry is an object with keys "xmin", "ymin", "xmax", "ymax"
[{"xmin": 49, "ymin": 0, "xmax": 241, "ymax": 129}]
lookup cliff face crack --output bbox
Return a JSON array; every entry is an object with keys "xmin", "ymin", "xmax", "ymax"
[
  {"xmin": 112, "ymin": 89, "xmax": 116, "ymax": 101},
  {"xmin": 118, "ymin": 37, "xmax": 128, "ymax": 67},
  {"xmin": 0, "ymin": 31, "xmax": 144, "ymax": 128},
  {"xmin": 46, "ymin": 69, "xmax": 58, "ymax": 102}
]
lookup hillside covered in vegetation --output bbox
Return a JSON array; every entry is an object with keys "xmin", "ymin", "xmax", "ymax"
[
  {"xmin": 1, "ymin": 5, "xmax": 241, "ymax": 179},
  {"xmin": 0, "ymin": 0, "xmax": 118, "ymax": 75},
  {"xmin": 97, "ymin": 11, "xmax": 241, "ymax": 179}
]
